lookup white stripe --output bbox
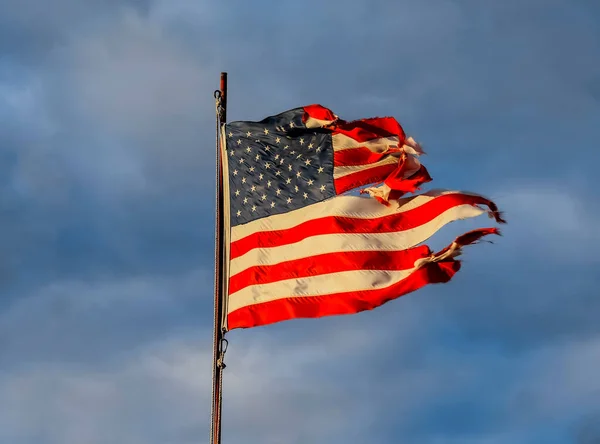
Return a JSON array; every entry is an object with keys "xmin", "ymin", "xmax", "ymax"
[
  {"xmin": 333, "ymin": 156, "xmax": 399, "ymax": 179},
  {"xmin": 228, "ymin": 268, "xmax": 415, "ymax": 312},
  {"xmin": 305, "ymin": 116, "xmax": 336, "ymax": 128},
  {"xmin": 332, "ymin": 133, "xmax": 424, "ymax": 156},
  {"xmin": 333, "ymin": 134, "xmax": 400, "ymax": 152},
  {"xmin": 231, "ymin": 189, "xmax": 467, "ymax": 242},
  {"xmin": 404, "ymin": 136, "xmax": 425, "ymax": 156},
  {"xmin": 230, "ymin": 204, "xmax": 485, "ymax": 276}
]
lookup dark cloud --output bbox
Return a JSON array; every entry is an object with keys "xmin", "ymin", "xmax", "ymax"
[
  {"xmin": 0, "ymin": 0, "xmax": 152, "ymax": 62},
  {"xmin": 1, "ymin": 0, "xmax": 599, "ymax": 442}
]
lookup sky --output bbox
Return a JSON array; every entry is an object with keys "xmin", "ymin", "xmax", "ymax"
[{"xmin": 1, "ymin": 0, "xmax": 599, "ymax": 443}]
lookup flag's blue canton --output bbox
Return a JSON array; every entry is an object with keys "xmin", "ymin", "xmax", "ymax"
[{"xmin": 225, "ymin": 108, "xmax": 335, "ymax": 226}]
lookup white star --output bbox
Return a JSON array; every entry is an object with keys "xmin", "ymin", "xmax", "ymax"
[
  {"xmin": 296, "ymin": 171, "xmax": 302, "ymax": 178},
  {"xmin": 307, "ymin": 179, "xmax": 314, "ymax": 186},
  {"xmin": 299, "ymin": 138, "xmax": 305, "ymax": 145},
  {"xmin": 289, "ymin": 122, "xmax": 295, "ymax": 128},
  {"xmin": 261, "ymin": 194, "xmax": 267, "ymax": 200},
  {"xmin": 259, "ymin": 173, "xmax": 264, "ymax": 180},
  {"xmin": 275, "ymin": 137, "xmax": 281, "ymax": 143},
  {"xmin": 294, "ymin": 185, "xmax": 299, "ymax": 192},
  {"xmin": 303, "ymin": 192, "xmax": 308, "ymax": 199},
  {"xmin": 320, "ymin": 185, "xmax": 326, "ymax": 192},
  {"xmin": 249, "ymin": 166, "xmax": 255, "ymax": 172},
  {"xmin": 317, "ymin": 167, "xmax": 324, "ymax": 173},
  {"xmin": 236, "ymin": 210, "xmax": 241, "ymax": 216},
  {"xmin": 267, "ymin": 180, "xmax": 272, "ymax": 187},
  {"xmin": 274, "ymin": 154, "xmax": 280, "ymax": 160},
  {"xmin": 233, "ymin": 169, "xmax": 238, "ymax": 176},
  {"xmin": 252, "ymin": 205, "xmax": 257, "ymax": 212},
  {"xmin": 264, "ymin": 162, "xmax": 271, "ymax": 169},
  {"xmin": 243, "ymin": 197, "xmax": 248, "ymax": 204},
  {"xmin": 279, "ymin": 158, "xmax": 285, "ymax": 165},
  {"xmin": 246, "ymin": 147, "xmax": 251, "ymax": 153},
  {"xmin": 304, "ymin": 159, "xmax": 311, "ymax": 166},
  {"xmin": 316, "ymin": 147, "xmax": 321, "ymax": 152},
  {"xmin": 290, "ymin": 151, "xmax": 296, "ymax": 155},
  {"xmin": 246, "ymin": 131, "xmax": 252, "ymax": 137},
  {"xmin": 283, "ymin": 145, "xmax": 289, "ymax": 150},
  {"xmin": 263, "ymin": 128, "xmax": 269, "ymax": 135},
  {"xmin": 255, "ymin": 154, "xmax": 260, "ymax": 161},
  {"xmin": 235, "ymin": 189, "xmax": 240, "ymax": 196},
  {"xmin": 308, "ymin": 143, "xmax": 314, "ymax": 149},
  {"xmin": 242, "ymin": 177, "xmax": 247, "ymax": 183},
  {"xmin": 286, "ymin": 178, "xmax": 292, "ymax": 184},
  {"xmin": 239, "ymin": 158, "xmax": 244, "ymax": 164},
  {"xmin": 228, "ymin": 132, "xmax": 233, "ymax": 138},
  {"xmin": 276, "ymin": 189, "xmax": 282, "ymax": 195},
  {"xmin": 251, "ymin": 185, "xmax": 256, "ymax": 192},
  {"xmin": 229, "ymin": 150, "xmax": 234, "ymax": 157},
  {"xmin": 286, "ymin": 197, "xmax": 292, "ymax": 204},
  {"xmin": 237, "ymin": 139, "xmax": 242, "ymax": 145},
  {"xmin": 275, "ymin": 171, "xmax": 281, "ymax": 176},
  {"xmin": 288, "ymin": 164, "xmax": 293, "ymax": 171},
  {"xmin": 265, "ymin": 146, "xmax": 270, "ymax": 151},
  {"xmin": 270, "ymin": 201, "xmax": 276, "ymax": 208}
]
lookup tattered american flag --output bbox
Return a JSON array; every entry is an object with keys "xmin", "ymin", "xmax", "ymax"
[{"xmin": 222, "ymin": 105, "xmax": 504, "ymax": 330}]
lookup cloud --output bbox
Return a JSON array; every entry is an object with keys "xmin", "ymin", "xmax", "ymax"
[
  {"xmin": 0, "ymin": 0, "xmax": 152, "ymax": 63},
  {"xmin": 0, "ymin": 268, "xmax": 214, "ymax": 369},
  {"xmin": 1, "ymin": 0, "xmax": 600, "ymax": 442},
  {"xmin": 503, "ymin": 181, "xmax": 600, "ymax": 247},
  {"xmin": 3, "ymin": 293, "xmax": 599, "ymax": 444},
  {"xmin": 57, "ymin": 12, "xmax": 209, "ymax": 137},
  {"xmin": 0, "ymin": 337, "xmax": 211, "ymax": 444},
  {"xmin": 411, "ymin": 181, "xmax": 600, "ymax": 352},
  {"xmin": 36, "ymin": 7, "xmax": 218, "ymax": 198},
  {"xmin": 1, "ymin": 7, "xmax": 220, "ymax": 289},
  {"xmin": 0, "ymin": 304, "xmax": 407, "ymax": 444}
]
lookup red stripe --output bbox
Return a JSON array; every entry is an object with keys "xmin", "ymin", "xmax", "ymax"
[
  {"xmin": 227, "ymin": 259, "xmax": 459, "ymax": 329},
  {"xmin": 334, "ymin": 163, "xmax": 397, "ymax": 194},
  {"xmin": 334, "ymin": 147, "xmax": 402, "ymax": 167},
  {"xmin": 384, "ymin": 164, "xmax": 433, "ymax": 201},
  {"xmin": 230, "ymin": 193, "xmax": 496, "ymax": 260},
  {"xmin": 332, "ymin": 117, "xmax": 406, "ymax": 143},
  {"xmin": 229, "ymin": 246, "xmax": 432, "ymax": 294},
  {"xmin": 302, "ymin": 104, "xmax": 337, "ymax": 123}
]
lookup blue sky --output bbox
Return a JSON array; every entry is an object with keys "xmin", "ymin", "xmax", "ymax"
[{"xmin": 1, "ymin": 0, "xmax": 599, "ymax": 443}]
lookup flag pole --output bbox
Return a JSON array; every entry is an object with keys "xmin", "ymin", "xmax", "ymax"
[{"xmin": 210, "ymin": 72, "xmax": 228, "ymax": 444}]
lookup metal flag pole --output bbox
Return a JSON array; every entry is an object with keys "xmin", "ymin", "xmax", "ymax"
[{"xmin": 210, "ymin": 72, "xmax": 228, "ymax": 444}]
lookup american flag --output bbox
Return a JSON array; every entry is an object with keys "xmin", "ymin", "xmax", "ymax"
[{"xmin": 222, "ymin": 105, "xmax": 504, "ymax": 330}]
